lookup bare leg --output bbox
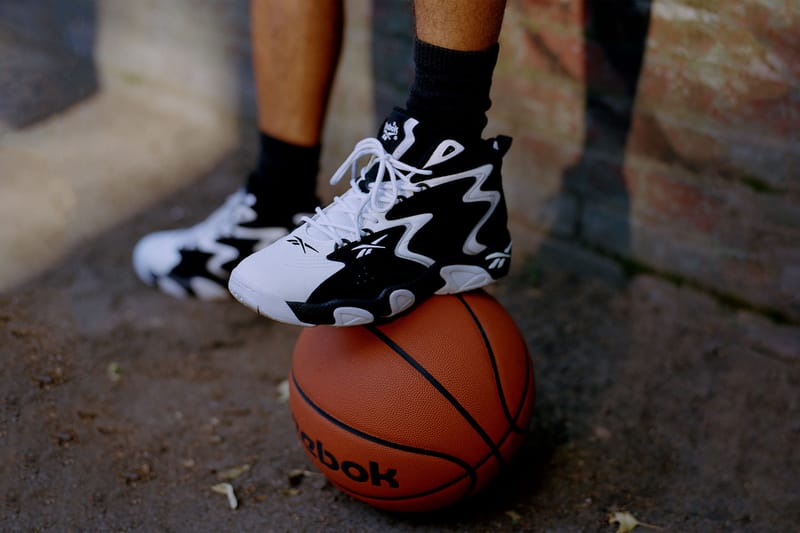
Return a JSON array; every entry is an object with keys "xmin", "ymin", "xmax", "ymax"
[
  {"xmin": 413, "ymin": 0, "xmax": 507, "ymax": 51},
  {"xmin": 251, "ymin": 0, "xmax": 344, "ymax": 146},
  {"xmin": 132, "ymin": 2, "xmax": 344, "ymax": 301}
]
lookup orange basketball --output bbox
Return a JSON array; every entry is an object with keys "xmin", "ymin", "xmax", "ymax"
[{"xmin": 289, "ymin": 290, "xmax": 535, "ymax": 512}]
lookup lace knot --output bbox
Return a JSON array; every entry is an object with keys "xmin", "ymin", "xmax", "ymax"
[{"xmin": 302, "ymin": 138, "xmax": 431, "ymax": 245}]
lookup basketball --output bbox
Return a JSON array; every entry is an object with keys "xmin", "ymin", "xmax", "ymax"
[{"xmin": 289, "ymin": 290, "xmax": 535, "ymax": 512}]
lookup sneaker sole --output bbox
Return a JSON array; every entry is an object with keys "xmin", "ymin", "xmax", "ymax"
[
  {"xmin": 229, "ymin": 262, "xmax": 504, "ymax": 327},
  {"xmin": 228, "ymin": 275, "xmax": 316, "ymax": 327}
]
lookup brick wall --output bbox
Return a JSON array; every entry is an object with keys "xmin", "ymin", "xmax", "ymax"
[
  {"xmin": 10, "ymin": 0, "xmax": 796, "ymax": 320},
  {"xmin": 470, "ymin": 0, "xmax": 799, "ymax": 321}
]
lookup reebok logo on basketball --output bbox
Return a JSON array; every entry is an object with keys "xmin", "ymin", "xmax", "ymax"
[{"xmin": 298, "ymin": 428, "xmax": 400, "ymax": 488}]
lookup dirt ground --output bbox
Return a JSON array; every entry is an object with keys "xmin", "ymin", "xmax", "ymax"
[{"xmin": 2, "ymin": 153, "xmax": 799, "ymax": 532}]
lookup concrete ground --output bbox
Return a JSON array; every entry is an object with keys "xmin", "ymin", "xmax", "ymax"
[
  {"xmin": 2, "ymin": 2, "xmax": 799, "ymax": 531},
  {"xmin": 2, "ymin": 152, "xmax": 799, "ymax": 532}
]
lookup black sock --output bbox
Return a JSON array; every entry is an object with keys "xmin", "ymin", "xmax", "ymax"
[
  {"xmin": 405, "ymin": 38, "xmax": 500, "ymax": 139},
  {"xmin": 246, "ymin": 131, "xmax": 320, "ymax": 215}
]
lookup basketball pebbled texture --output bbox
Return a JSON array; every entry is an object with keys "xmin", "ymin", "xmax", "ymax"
[{"xmin": 289, "ymin": 290, "xmax": 536, "ymax": 512}]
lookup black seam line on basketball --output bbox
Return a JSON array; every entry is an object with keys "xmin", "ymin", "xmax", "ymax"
[
  {"xmin": 365, "ymin": 325, "xmax": 506, "ymax": 470},
  {"xmin": 456, "ymin": 293, "xmax": 531, "ymax": 434},
  {"xmin": 499, "ymin": 343, "xmax": 533, "ymax": 437},
  {"xmin": 490, "ymin": 351, "xmax": 535, "ymax": 447},
  {"xmin": 291, "ymin": 371, "xmax": 478, "ymax": 500},
  {"xmin": 290, "ymin": 371, "xmax": 478, "ymax": 496},
  {"xmin": 327, "ymin": 400, "xmax": 520, "ymax": 504},
  {"xmin": 512, "ymin": 346, "xmax": 534, "ymax": 435},
  {"xmin": 454, "ymin": 293, "xmax": 518, "ymax": 429},
  {"xmin": 327, "ymin": 382, "xmax": 531, "ymax": 505},
  {"xmin": 335, "ymin": 394, "xmax": 529, "ymax": 504},
  {"xmin": 294, "ymin": 364, "xmax": 527, "ymax": 505}
]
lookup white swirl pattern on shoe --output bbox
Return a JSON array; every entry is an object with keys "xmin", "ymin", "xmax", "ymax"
[{"xmin": 188, "ymin": 190, "xmax": 257, "ymax": 248}]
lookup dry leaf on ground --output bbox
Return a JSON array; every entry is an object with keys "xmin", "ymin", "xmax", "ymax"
[
  {"xmin": 608, "ymin": 511, "xmax": 664, "ymax": 533},
  {"xmin": 211, "ymin": 482, "xmax": 238, "ymax": 510}
]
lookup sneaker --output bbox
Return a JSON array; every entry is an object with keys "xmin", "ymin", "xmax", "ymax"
[
  {"xmin": 133, "ymin": 184, "xmax": 309, "ymax": 300},
  {"xmin": 228, "ymin": 109, "xmax": 513, "ymax": 326}
]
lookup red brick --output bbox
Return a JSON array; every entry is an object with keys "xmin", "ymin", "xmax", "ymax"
[
  {"xmin": 625, "ymin": 162, "xmax": 800, "ymax": 318},
  {"xmin": 512, "ymin": 0, "xmax": 584, "ymax": 32},
  {"xmin": 491, "ymin": 72, "xmax": 585, "ymax": 141},
  {"xmin": 375, "ymin": 1, "xmax": 800, "ymax": 319}
]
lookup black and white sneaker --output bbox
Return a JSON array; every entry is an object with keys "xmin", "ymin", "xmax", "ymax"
[
  {"xmin": 228, "ymin": 109, "xmax": 513, "ymax": 326},
  {"xmin": 133, "ymin": 186, "xmax": 309, "ymax": 300}
]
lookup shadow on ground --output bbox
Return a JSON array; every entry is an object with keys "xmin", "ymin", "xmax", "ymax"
[{"xmin": 1, "ymin": 149, "xmax": 798, "ymax": 532}]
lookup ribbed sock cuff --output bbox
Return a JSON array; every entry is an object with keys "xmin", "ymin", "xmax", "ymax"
[
  {"xmin": 248, "ymin": 132, "xmax": 320, "ymax": 201},
  {"xmin": 405, "ymin": 38, "xmax": 499, "ymax": 137}
]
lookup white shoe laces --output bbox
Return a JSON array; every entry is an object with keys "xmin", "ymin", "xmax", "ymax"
[
  {"xmin": 189, "ymin": 189, "xmax": 256, "ymax": 246},
  {"xmin": 303, "ymin": 138, "xmax": 432, "ymax": 245}
]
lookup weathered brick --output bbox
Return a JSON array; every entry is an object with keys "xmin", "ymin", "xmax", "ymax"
[
  {"xmin": 628, "ymin": 99, "xmax": 800, "ymax": 194},
  {"xmin": 14, "ymin": 0, "xmax": 795, "ymax": 318},
  {"xmin": 513, "ymin": 0, "xmax": 584, "ymax": 34},
  {"xmin": 491, "ymin": 73, "xmax": 585, "ymax": 142},
  {"xmin": 625, "ymin": 161, "xmax": 800, "ymax": 318},
  {"xmin": 492, "ymin": 0, "xmax": 800, "ymax": 318}
]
